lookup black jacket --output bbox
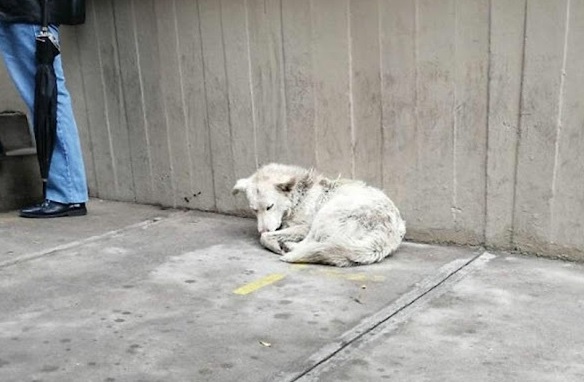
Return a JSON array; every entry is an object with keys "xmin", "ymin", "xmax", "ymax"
[{"xmin": 0, "ymin": 0, "xmax": 84, "ymax": 25}]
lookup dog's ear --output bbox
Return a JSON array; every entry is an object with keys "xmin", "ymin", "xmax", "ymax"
[
  {"xmin": 232, "ymin": 178, "xmax": 250, "ymax": 196},
  {"xmin": 276, "ymin": 177, "xmax": 296, "ymax": 194}
]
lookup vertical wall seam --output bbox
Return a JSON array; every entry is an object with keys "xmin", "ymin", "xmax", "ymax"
[
  {"xmin": 93, "ymin": 0, "xmax": 119, "ymax": 196},
  {"xmin": 550, "ymin": 0, "xmax": 571, "ymax": 243},
  {"xmin": 174, "ymin": 0, "xmax": 195, "ymax": 200},
  {"xmin": 414, "ymin": 0, "xmax": 419, "ymax": 185},
  {"xmin": 377, "ymin": 0, "xmax": 385, "ymax": 189},
  {"xmin": 74, "ymin": 19, "xmax": 99, "ymax": 197},
  {"xmin": 310, "ymin": 0, "xmax": 319, "ymax": 168},
  {"xmin": 510, "ymin": 0, "xmax": 529, "ymax": 249},
  {"xmin": 158, "ymin": 1, "xmax": 177, "ymax": 208},
  {"xmin": 130, "ymin": 0, "xmax": 155, "ymax": 202},
  {"xmin": 218, "ymin": 0, "xmax": 237, "ymax": 185},
  {"xmin": 483, "ymin": 0, "xmax": 493, "ymax": 245},
  {"xmin": 348, "ymin": 0, "xmax": 356, "ymax": 179},
  {"xmin": 244, "ymin": 0, "xmax": 259, "ymax": 169},
  {"xmin": 451, "ymin": 0, "xmax": 459, "ymax": 227},
  {"xmin": 278, "ymin": 0, "xmax": 290, "ymax": 163},
  {"xmin": 196, "ymin": 0, "xmax": 218, "ymax": 211},
  {"xmin": 112, "ymin": 0, "xmax": 137, "ymax": 202}
]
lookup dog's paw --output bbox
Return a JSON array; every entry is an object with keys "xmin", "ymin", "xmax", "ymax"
[
  {"xmin": 260, "ymin": 232, "xmax": 284, "ymax": 255},
  {"xmin": 279, "ymin": 254, "xmax": 295, "ymax": 263},
  {"xmin": 280, "ymin": 252, "xmax": 306, "ymax": 264},
  {"xmin": 281, "ymin": 241, "xmax": 298, "ymax": 253}
]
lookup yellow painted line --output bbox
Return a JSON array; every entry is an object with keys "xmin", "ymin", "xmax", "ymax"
[
  {"xmin": 233, "ymin": 273, "xmax": 286, "ymax": 295},
  {"xmin": 345, "ymin": 274, "xmax": 386, "ymax": 282},
  {"xmin": 318, "ymin": 270, "xmax": 386, "ymax": 282}
]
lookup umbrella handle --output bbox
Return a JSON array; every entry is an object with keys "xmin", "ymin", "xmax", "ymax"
[{"xmin": 41, "ymin": 0, "xmax": 50, "ymax": 32}]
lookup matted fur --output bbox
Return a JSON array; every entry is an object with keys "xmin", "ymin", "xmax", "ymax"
[{"xmin": 232, "ymin": 163, "xmax": 406, "ymax": 267}]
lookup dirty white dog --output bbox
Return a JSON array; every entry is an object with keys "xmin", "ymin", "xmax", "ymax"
[{"xmin": 232, "ymin": 163, "xmax": 406, "ymax": 267}]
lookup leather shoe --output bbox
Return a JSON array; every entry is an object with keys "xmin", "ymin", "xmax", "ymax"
[{"xmin": 19, "ymin": 200, "xmax": 87, "ymax": 218}]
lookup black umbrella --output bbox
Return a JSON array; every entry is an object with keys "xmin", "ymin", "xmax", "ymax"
[{"xmin": 34, "ymin": 0, "xmax": 60, "ymax": 198}]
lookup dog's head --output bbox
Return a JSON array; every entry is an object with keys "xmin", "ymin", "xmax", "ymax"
[{"xmin": 232, "ymin": 165, "xmax": 299, "ymax": 234}]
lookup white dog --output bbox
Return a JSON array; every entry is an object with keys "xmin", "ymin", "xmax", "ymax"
[{"xmin": 232, "ymin": 163, "xmax": 406, "ymax": 267}]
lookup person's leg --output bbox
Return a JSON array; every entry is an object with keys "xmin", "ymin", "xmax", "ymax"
[
  {"xmin": 0, "ymin": 22, "xmax": 37, "ymax": 109},
  {"xmin": 0, "ymin": 21, "xmax": 88, "ymax": 209}
]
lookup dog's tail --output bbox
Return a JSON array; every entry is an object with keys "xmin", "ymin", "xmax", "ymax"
[
  {"xmin": 279, "ymin": 242, "xmax": 355, "ymax": 267},
  {"xmin": 280, "ymin": 241, "xmax": 390, "ymax": 267}
]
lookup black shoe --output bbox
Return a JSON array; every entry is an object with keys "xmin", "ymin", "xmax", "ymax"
[{"xmin": 19, "ymin": 200, "xmax": 87, "ymax": 218}]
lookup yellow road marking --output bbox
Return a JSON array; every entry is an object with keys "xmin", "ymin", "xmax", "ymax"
[
  {"xmin": 233, "ymin": 273, "xmax": 286, "ymax": 295},
  {"xmin": 344, "ymin": 273, "xmax": 385, "ymax": 282},
  {"xmin": 319, "ymin": 270, "xmax": 386, "ymax": 282},
  {"xmin": 233, "ymin": 267, "xmax": 384, "ymax": 296}
]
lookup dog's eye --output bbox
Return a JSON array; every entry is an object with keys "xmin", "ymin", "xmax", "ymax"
[{"xmin": 266, "ymin": 204, "xmax": 274, "ymax": 211}]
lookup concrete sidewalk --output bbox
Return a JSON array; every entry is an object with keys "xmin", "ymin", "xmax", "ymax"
[{"xmin": 0, "ymin": 200, "xmax": 582, "ymax": 382}]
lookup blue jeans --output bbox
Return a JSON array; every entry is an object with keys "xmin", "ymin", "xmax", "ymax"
[{"xmin": 0, "ymin": 21, "xmax": 88, "ymax": 204}]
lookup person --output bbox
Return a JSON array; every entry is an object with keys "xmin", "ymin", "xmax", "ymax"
[{"xmin": 0, "ymin": 0, "xmax": 88, "ymax": 218}]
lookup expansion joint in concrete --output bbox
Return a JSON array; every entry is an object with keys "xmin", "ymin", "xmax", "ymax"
[
  {"xmin": 274, "ymin": 251, "xmax": 496, "ymax": 382},
  {"xmin": 0, "ymin": 212, "xmax": 186, "ymax": 270}
]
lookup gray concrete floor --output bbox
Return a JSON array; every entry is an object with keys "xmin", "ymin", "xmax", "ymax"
[{"xmin": 0, "ymin": 199, "xmax": 582, "ymax": 382}]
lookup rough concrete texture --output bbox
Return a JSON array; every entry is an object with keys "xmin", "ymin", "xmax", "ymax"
[
  {"xmin": 0, "ymin": 56, "xmax": 27, "ymax": 113},
  {"xmin": 296, "ymin": 255, "xmax": 584, "ymax": 382},
  {"xmin": 0, "ymin": 199, "xmax": 175, "ymax": 265},
  {"xmin": 0, "ymin": 155, "xmax": 42, "ymax": 212},
  {"xmin": 0, "ymin": 200, "xmax": 583, "ymax": 382},
  {"xmin": 20, "ymin": 0, "xmax": 579, "ymax": 261}
]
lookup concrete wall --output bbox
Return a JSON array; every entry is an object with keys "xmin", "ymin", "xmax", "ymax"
[
  {"xmin": 0, "ymin": 59, "xmax": 26, "ymax": 113},
  {"xmin": 0, "ymin": 60, "xmax": 42, "ymax": 211},
  {"xmin": 1, "ymin": 0, "xmax": 582, "ymax": 261}
]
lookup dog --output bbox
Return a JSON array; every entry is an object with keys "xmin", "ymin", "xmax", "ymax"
[{"xmin": 232, "ymin": 163, "xmax": 406, "ymax": 267}]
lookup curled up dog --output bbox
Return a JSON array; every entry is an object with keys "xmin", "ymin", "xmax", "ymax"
[{"xmin": 232, "ymin": 163, "xmax": 406, "ymax": 267}]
